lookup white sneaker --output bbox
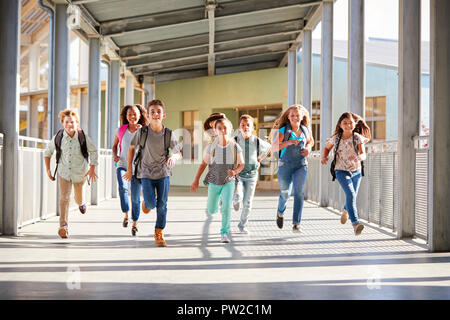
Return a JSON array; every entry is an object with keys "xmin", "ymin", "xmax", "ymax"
[
  {"xmin": 233, "ymin": 201, "xmax": 240, "ymax": 211},
  {"xmin": 238, "ymin": 225, "xmax": 249, "ymax": 234},
  {"xmin": 221, "ymin": 233, "xmax": 230, "ymax": 243}
]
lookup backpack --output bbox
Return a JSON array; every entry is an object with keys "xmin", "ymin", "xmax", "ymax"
[
  {"xmin": 279, "ymin": 122, "xmax": 309, "ymax": 158},
  {"xmin": 52, "ymin": 128, "xmax": 89, "ymax": 180},
  {"xmin": 117, "ymin": 124, "xmax": 129, "ymax": 156},
  {"xmin": 133, "ymin": 126, "xmax": 172, "ymax": 184},
  {"xmin": 330, "ymin": 133, "xmax": 365, "ymax": 181}
]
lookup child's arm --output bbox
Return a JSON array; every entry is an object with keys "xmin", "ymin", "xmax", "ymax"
[
  {"xmin": 166, "ymin": 152, "xmax": 182, "ymax": 169},
  {"xmin": 123, "ymin": 145, "xmax": 135, "ymax": 181},
  {"xmin": 321, "ymin": 142, "xmax": 334, "ymax": 165},
  {"xmin": 228, "ymin": 152, "xmax": 245, "ymax": 177},
  {"xmin": 357, "ymin": 143, "xmax": 367, "ymax": 161},
  {"xmin": 44, "ymin": 137, "xmax": 56, "ymax": 180},
  {"xmin": 85, "ymin": 135, "xmax": 98, "ymax": 183},
  {"xmin": 112, "ymin": 135, "xmax": 120, "ymax": 162},
  {"xmin": 270, "ymin": 130, "xmax": 298, "ymax": 152},
  {"xmin": 44, "ymin": 157, "xmax": 54, "ymax": 181},
  {"xmin": 190, "ymin": 160, "xmax": 208, "ymax": 192}
]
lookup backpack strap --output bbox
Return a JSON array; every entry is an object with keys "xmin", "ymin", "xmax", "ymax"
[
  {"xmin": 53, "ymin": 129, "xmax": 64, "ymax": 179},
  {"xmin": 77, "ymin": 129, "xmax": 89, "ymax": 161},
  {"xmin": 117, "ymin": 124, "xmax": 129, "ymax": 155},
  {"xmin": 352, "ymin": 134, "xmax": 365, "ymax": 177},
  {"xmin": 330, "ymin": 133, "xmax": 342, "ymax": 181},
  {"xmin": 133, "ymin": 126, "xmax": 149, "ymax": 184},
  {"xmin": 164, "ymin": 127, "xmax": 172, "ymax": 159},
  {"xmin": 256, "ymin": 136, "xmax": 260, "ymax": 155}
]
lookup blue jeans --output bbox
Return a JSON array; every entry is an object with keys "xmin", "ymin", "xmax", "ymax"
[
  {"xmin": 233, "ymin": 176, "xmax": 258, "ymax": 228},
  {"xmin": 141, "ymin": 176, "xmax": 170, "ymax": 230},
  {"xmin": 335, "ymin": 170, "xmax": 362, "ymax": 225},
  {"xmin": 116, "ymin": 167, "xmax": 141, "ymax": 222},
  {"xmin": 277, "ymin": 162, "xmax": 308, "ymax": 225}
]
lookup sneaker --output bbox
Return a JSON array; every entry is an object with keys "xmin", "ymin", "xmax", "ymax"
[
  {"xmin": 58, "ymin": 225, "xmax": 68, "ymax": 239},
  {"xmin": 221, "ymin": 233, "xmax": 230, "ymax": 243},
  {"xmin": 276, "ymin": 214, "xmax": 284, "ymax": 229},
  {"xmin": 354, "ymin": 223, "xmax": 364, "ymax": 236},
  {"xmin": 233, "ymin": 200, "xmax": 240, "ymax": 212},
  {"xmin": 142, "ymin": 201, "xmax": 150, "ymax": 214},
  {"xmin": 292, "ymin": 224, "xmax": 301, "ymax": 233},
  {"xmin": 238, "ymin": 225, "xmax": 249, "ymax": 234},
  {"xmin": 341, "ymin": 210, "xmax": 348, "ymax": 224},
  {"xmin": 131, "ymin": 226, "xmax": 138, "ymax": 236},
  {"xmin": 79, "ymin": 204, "xmax": 86, "ymax": 214}
]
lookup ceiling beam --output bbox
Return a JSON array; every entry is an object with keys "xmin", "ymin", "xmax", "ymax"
[
  {"xmin": 278, "ymin": 4, "xmax": 322, "ymax": 67},
  {"xmin": 102, "ymin": 1, "xmax": 319, "ymax": 39},
  {"xmin": 207, "ymin": 1, "xmax": 216, "ymax": 76},
  {"xmin": 21, "ymin": 0, "xmax": 37, "ymax": 19}
]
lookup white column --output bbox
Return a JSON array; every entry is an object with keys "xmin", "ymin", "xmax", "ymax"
[
  {"xmin": 54, "ymin": 4, "xmax": 69, "ymax": 133},
  {"xmin": 398, "ymin": 0, "xmax": 421, "ymax": 239},
  {"xmin": 320, "ymin": 0, "xmax": 334, "ymax": 207},
  {"xmin": 348, "ymin": 0, "xmax": 365, "ymax": 116},
  {"xmin": 429, "ymin": 0, "xmax": 450, "ymax": 252},
  {"xmin": 88, "ymin": 37, "xmax": 101, "ymax": 205},
  {"xmin": 109, "ymin": 60, "xmax": 121, "ymax": 198},
  {"xmin": 302, "ymin": 29, "xmax": 313, "ymax": 115},
  {"xmin": 143, "ymin": 75, "xmax": 155, "ymax": 107},
  {"xmin": 0, "ymin": 0, "xmax": 20, "ymax": 236},
  {"xmin": 125, "ymin": 71, "xmax": 134, "ymax": 105},
  {"xmin": 288, "ymin": 46, "xmax": 298, "ymax": 106},
  {"xmin": 30, "ymin": 98, "xmax": 40, "ymax": 137}
]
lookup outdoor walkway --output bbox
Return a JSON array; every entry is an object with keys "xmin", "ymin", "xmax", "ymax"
[{"xmin": 0, "ymin": 187, "xmax": 449, "ymax": 300}]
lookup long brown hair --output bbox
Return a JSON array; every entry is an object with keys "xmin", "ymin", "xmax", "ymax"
[
  {"xmin": 120, "ymin": 104, "xmax": 148, "ymax": 126},
  {"xmin": 271, "ymin": 105, "xmax": 313, "ymax": 145},
  {"xmin": 333, "ymin": 112, "xmax": 371, "ymax": 140}
]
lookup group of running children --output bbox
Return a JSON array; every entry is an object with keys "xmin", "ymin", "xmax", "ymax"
[{"xmin": 44, "ymin": 100, "xmax": 371, "ymax": 245}]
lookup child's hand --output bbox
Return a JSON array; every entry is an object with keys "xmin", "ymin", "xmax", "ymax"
[
  {"xmin": 289, "ymin": 139, "xmax": 299, "ymax": 146},
  {"xmin": 190, "ymin": 181, "xmax": 199, "ymax": 192},
  {"xmin": 321, "ymin": 157, "xmax": 328, "ymax": 165},
  {"xmin": 46, "ymin": 169, "xmax": 55, "ymax": 181},
  {"xmin": 123, "ymin": 170, "xmax": 132, "ymax": 181},
  {"xmin": 166, "ymin": 155, "xmax": 177, "ymax": 168},
  {"xmin": 85, "ymin": 167, "xmax": 98, "ymax": 183},
  {"xmin": 300, "ymin": 148, "xmax": 309, "ymax": 157},
  {"xmin": 227, "ymin": 169, "xmax": 235, "ymax": 178},
  {"xmin": 113, "ymin": 155, "xmax": 120, "ymax": 162}
]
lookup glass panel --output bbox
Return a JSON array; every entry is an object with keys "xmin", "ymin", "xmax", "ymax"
[
  {"xmin": 374, "ymin": 97, "xmax": 386, "ymax": 116},
  {"xmin": 365, "ymin": 98, "xmax": 374, "ymax": 117},
  {"xmin": 183, "ymin": 111, "xmax": 192, "ymax": 127},
  {"xmin": 193, "ymin": 110, "xmax": 199, "ymax": 121},
  {"xmin": 374, "ymin": 120, "xmax": 386, "ymax": 140}
]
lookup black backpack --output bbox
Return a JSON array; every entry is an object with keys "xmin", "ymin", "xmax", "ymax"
[
  {"xmin": 52, "ymin": 128, "xmax": 89, "ymax": 179},
  {"xmin": 133, "ymin": 126, "xmax": 172, "ymax": 184},
  {"xmin": 330, "ymin": 132, "xmax": 365, "ymax": 181}
]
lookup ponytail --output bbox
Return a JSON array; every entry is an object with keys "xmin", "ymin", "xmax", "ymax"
[{"xmin": 352, "ymin": 114, "xmax": 371, "ymax": 140}]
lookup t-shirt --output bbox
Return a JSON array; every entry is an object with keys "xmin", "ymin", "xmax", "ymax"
[
  {"xmin": 117, "ymin": 127, "xmax": 137, "ymax": 170},
  {"xmin": 327, "ymin": 132, "xmax": 369, "ymax": 172},
  {"xmin": 234, "ymin": 132, "xmax": 270, "ymax": 179},
  {"xmin": 130, "ymin": 125, "xmax": 182, "ymax": 179},
  {"xmin": 203, "ymin": 140, "xmax": 243, "ymax": 186},
  {"xmin": 278, "ymin": 125, "xmax": 308, "ymax": 158}
]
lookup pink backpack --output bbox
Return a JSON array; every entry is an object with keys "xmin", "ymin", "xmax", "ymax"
[{"xmin": 117, "ymin": 124, "xmax": 129, "ymax": 156}]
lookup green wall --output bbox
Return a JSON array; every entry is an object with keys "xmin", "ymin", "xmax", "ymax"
[{"xmin": 155, "ymin": 67, "xmax": 289, "ymax": 186}]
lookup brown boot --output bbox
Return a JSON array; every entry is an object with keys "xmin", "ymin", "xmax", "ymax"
[{"xmin": 154, "ymin": 228, "xmax": 167, "ymax": 247}]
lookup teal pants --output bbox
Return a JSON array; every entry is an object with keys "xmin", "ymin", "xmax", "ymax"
[{"xmin": 207, "ymin": 181, "xmax": 235, "ymax": 235}]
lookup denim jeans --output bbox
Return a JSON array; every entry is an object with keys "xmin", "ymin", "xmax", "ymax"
[
  {"xmin": 277, "ymin": 162, "xmax": 308, "ymax": 225},
  {"xmin": 207, "ymin": 181, "xmax": 235, "ymax": 235},
  {"xmin": 141, "ymin": 176, "xmax": 170, "ymax": 230},
  {"xmin": 335, "ymin": 170, "xmax": 362, "ymax": 226},
  {"xmin": 233, "ymin": 176, "xmax": 258, "ymax": 228},
  {"xmin": 116, "ymin": 167, "xmax": 141, "ymax": 222}
]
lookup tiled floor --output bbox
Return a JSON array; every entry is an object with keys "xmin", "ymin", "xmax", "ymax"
[{"xmin": 0, "ymin": 188, "xmax": 449, "ymax": 300}]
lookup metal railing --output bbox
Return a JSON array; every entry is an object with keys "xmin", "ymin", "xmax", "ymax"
[
  {"xmin": 413, "ymin": 136, "xmax": 430, "ymax": 240},
  {"xmin": 0, "ymin": 133, "xmax": 3, "ymax": 233}
]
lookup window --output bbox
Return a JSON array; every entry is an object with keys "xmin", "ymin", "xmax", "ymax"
[
  {"xmin": 311, "ymin": 101, "xmax": 321, "ymax": 151},
  {"xmin": 365, "ymin": 96, "xmax": 386, "ymax": 141},
  {"xmin": 182, "ymin": 110, "xmax": 199, "ymax": 160}
]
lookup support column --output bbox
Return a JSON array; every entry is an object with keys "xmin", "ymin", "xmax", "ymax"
[
  {"xmin": 125, "ymin": 72, "xmax": 134, "ymax": 105},
  {"xmin": 80, "ymin": 89, "xmax": 88, "ymax": 130},
  {"xmin": 54, "ymin": 4, "xmax": 69, "ymax": 133},
  {"xmin": 302, "ymin": 29, "xmax": 313, "ymax": 115},
  {"xmin": 109, "ymin": 60, "xmax": 121, "ymax": 198},
  {"xmin": 320, "ymin": 0, "xmax": 334, "ymax": 207},
  {"xmin": 0, "ymin": 0, "xmax": 20, "ymax": 236},
  {"xmin": 288, "ymin": 46, "xmax": 298, "ymax": 106},
  {"xmin": 429, "ymin": 0, "xmax": 450, "ymax": 252},
  {"xmin": 88, "ymin": 37, "xmax": 101, "ymax": 205},
  {"xmin": 143, "ymin": 75, "xmax": 155, "ymax": 107},
  {"xmin": 30, "ymin": 98, "xmax": 40, "ymax": 138},
  {"xmin": 348, "ymin": 0, "xmax": 365, "ymax": 116},
  {"xmin": 398, "ymin": 0, "xmax": 421, "ymax": 239}
]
